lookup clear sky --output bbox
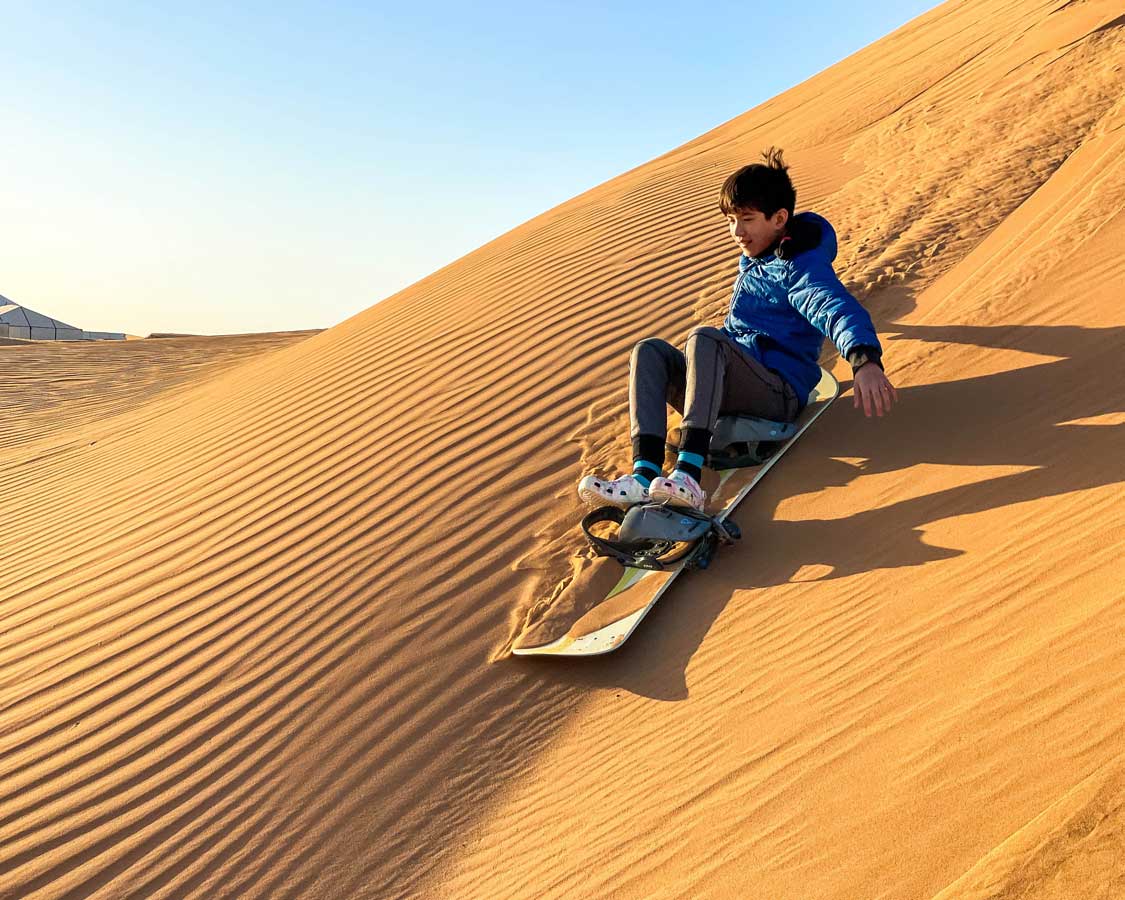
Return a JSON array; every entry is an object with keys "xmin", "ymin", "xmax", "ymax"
[{"xmin": 1, "ymin": 1, "xmax": 937, "ymax": 337}]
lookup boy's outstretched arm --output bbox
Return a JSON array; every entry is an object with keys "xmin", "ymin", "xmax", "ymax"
[
  {"xmin": 852, "ymin": 359, "xmax": 898, "ymax": 417},
  {"xmin": 790, "ymin": 263, "xmax": 899, "ymax": 417}
]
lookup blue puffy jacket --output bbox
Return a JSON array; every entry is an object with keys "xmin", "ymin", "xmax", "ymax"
[{"xmin": 721, "ymin": 212, "xmax": 881, "ymax": 407}]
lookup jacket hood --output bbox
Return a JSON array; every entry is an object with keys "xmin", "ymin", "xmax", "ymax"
[
  {"xmin": 792, "ymin": 211, "xmax": 838, "ymax": 263},
  {"xmin": 738, "ymin": 211, "xmax": 838, "ymax": 270}
]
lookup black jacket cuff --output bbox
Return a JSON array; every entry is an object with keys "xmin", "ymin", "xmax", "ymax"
[{"xmin": 846, "ymin": 345, "xmax": 884, "ymax": 373}]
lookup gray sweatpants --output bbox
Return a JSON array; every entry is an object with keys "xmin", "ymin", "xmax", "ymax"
[{"xmin": 629, "ymin": 326, "xmax": 800, "ymax": 440}]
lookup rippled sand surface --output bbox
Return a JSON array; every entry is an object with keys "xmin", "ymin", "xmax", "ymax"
[{"xmin": 2, "ymin": 2, "xmax": 1123, "ymax": 897}]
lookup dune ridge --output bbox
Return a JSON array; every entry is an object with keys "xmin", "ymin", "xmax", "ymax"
[
  {"xmin": 0, "ymin": 332, "xmax": 317, "ymax": 453},
  {"xmin": 1, "ymin": 0, "xmax": 1123, "ymax": 898},
  {"xmin": 933, "ymin": 754, "xmax": 1125, "ymax": 899}
]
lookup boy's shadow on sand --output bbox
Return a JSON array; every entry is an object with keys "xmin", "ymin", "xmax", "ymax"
[{"xmin": 517, "ymin": 322, "xmax": 1124, "ymax": 700}]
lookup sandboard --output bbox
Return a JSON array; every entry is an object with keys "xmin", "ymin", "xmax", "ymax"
[{"xmin": 513, "ymin": 367, "xmax": 839, "ymax": 657}]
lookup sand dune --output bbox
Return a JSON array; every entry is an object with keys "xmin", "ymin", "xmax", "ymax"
[
  {"xmin": 0, "ymin": 332, "xmax": 318, "ymax": 454},
  {"xmin": 1, "ymin": 0, "xmax": 1123, "ymax": 897},
  {"xmin": 933, "ymin": 752, "xmax": 1124, "ymax": 899}
]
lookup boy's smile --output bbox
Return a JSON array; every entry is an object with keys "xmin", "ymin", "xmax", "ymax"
[{"xmin": 727, "ymin": 206, "xmax": 789, "ymax": 257}]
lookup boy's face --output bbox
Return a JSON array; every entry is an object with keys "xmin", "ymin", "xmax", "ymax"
[{"xmin": 727, "ymin": 206, "xmax": 789, "ymax": 257}]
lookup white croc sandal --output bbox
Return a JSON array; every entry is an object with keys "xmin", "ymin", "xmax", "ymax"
[
  {"xmin": 577, "ymin": 473, "xmax": 651, "ymax": 509},
  {"xmin": 649, "ymin": 471, "xmax": 706, "ymax": 511}
]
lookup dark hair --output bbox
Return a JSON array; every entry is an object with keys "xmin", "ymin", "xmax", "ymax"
[{"xmin": 718, "ymin": 147, "xmax": 796, "ymax": 218}]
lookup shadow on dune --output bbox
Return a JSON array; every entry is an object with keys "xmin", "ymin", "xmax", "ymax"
[{"xmin": 514, "ymin": 322, "xmax": 1124, "ymax": 700}]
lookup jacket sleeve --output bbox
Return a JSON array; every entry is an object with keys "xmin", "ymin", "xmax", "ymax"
[{"xmin": 788, "ymin": 261, "xmax": 882, "ymax": 360}]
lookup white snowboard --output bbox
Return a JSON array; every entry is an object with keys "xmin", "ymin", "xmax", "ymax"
[{"xmin": 513, "ymin": 367, "xmax": 839, "ymax": 657}]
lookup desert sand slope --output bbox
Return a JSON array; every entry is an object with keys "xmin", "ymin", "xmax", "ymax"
[
  {"xmin": 932, "ymin": 752, "xmax": 1125, "ymax": 900},
  {"xmin": 1, "ymin": 1, "xmax": 1123, "ymax": 898},
  {"xmin": 0, "ymin": 331, "xmax": 317, "ymax": 454}
]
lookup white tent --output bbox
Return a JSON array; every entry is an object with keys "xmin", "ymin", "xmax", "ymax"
[{"xmin": 0, "ymin": 294, "xmax": 125, "ymax": 341}]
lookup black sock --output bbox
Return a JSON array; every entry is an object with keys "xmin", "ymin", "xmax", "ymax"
[
  {"xmin": 675, "ymin": 427, "xmax": 711, "ymax": 482},
  {"xmin": 631, "ymin": 433, "xmax": 665, "ymax": 487}
]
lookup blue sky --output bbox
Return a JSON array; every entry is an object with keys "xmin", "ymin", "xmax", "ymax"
[{"xmin": 1, "ymin": 1, "xmax": 937, "ymax": 336}]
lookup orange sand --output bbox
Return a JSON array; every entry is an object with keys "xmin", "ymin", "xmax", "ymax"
[{"xmin": 1, "ymin": 1, "xmax": 1123, "ymax": 897}]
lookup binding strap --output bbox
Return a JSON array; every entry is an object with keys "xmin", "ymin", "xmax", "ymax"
[{"xmin": 581, "ymin": 503, "xmax": 741, "ymax": 571}]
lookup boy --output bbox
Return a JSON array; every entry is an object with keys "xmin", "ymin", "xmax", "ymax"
[{"xmin": 579, "ymin": 148, "xmax": 897, "ymax": 512}]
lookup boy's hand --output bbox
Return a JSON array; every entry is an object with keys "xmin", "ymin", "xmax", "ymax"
[{"xmin": 853, "ymin": 364, "xmax": 898, "ymax": 417}]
